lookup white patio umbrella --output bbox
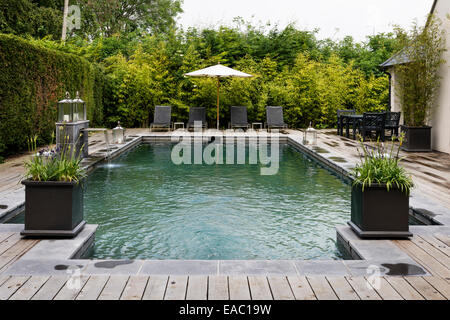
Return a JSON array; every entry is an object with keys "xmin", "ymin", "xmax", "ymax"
[{"xmin": 185, "ymin": 64, "xmax": 253, "ymax": 130}]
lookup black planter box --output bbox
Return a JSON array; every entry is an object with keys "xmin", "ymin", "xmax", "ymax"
[
  {"xmin": 21, "ymin": 180, "xmax": 86, "ymax": 238},
  {"xmin": 348, "ymin": 183, "xmax": 412, "ymax": 239},
  {"xmin": 401, "ymin": 126, "xmax": 432, "ymax": 152}
]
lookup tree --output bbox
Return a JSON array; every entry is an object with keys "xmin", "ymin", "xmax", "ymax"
[
  {"xmin": 394, "ymin": 16, "xmax": 446, "ymax": 127},
  {"xmin": 0, "ymin": 0, "xmax": 62, "ymax": 38},
  {"xmin": 78, "ymin": 0, "xmax": 183, "ymax": 38}
]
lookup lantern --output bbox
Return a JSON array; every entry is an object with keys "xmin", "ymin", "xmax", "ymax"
[
  {"xmin": 303, "ymin": 122, "xmax": 317, "ymax": 145},
  {"xmin": 57, "ymin": 91, "xmax": 86, "ymax": 123},
  {"xmin": 58, "ymin": 92, "xmax": 73, "ymax": 122},
  {"xmin": 112, "ymin": 121, "xmax": 125, "ymax": 144}
]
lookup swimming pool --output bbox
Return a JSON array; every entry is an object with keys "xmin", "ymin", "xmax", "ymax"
[{"xmin": 83, "ymin": 142, "xmax": 351, "ymax": 260}]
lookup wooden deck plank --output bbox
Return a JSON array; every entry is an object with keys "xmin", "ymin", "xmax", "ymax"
[
  {"xmin": 404, "ymin": 277, "xmax": 446, "ymax": 300},
  {"xmin": 208, "ymin": 275, "xmax": 229, "ymax": 300},
  {"xmin": 365, "ymin": 277, "xmax": 403, "ymax": 300},
  {"xmin": 164, "ymin": 276, "xmax": 188, "ymax": 300},
  {"xmin": 267, "ymin": 276, "xmax": 294, "ymax": 300},
  {"xmin": 418, "ymin": 235, "xmax": 450, "ymax": 257},
  {"xmin": 326, "ymin": 276, "xmax": 360, "ymax": 300},
  {"xmin": 384, "ymin": 277, "xmax": 424, "ymax": 300},
  {"xmin": 0, "ymin": 275, "xmax": 10, "ymax": 287},
  {"xmin": 31, "ymin": 276, "xmax": 68, "ymax": 300},
  {"xmin": 434, "ymin": 234, "xmax": 450, "ymax": 247},
  {"xmin": 0, "ymin": 233, "xmax": 13, "ymax": 243},
  {"xmin": 410, "ymin": 236, "xmax": 450, "ymax": 267},
  {"xmin": 0, "ymin": 276, "xmax": 30, "ymax": 300},
  {"xmin": 98, "ymin": 275, "xmax": 129, "ymax": 301},
  {"xmin": 287, "ymin": 276, "xmax": 316, "ymax": 300},
  {"xmin": 142, "ymin": 276, "xmax": 168, "ymax": 300},
  {"xmin": 423, "ymin": 276, "xmax": 450, "ymax": 299},
  {"xmin": 53, "ymin": 275, "xmax": 89, "ymax": 300},
  {"xmin": 228, "ymin": 276, "xmax": 251, "ymax": 300},
  {"xmin": 76, "ymin": 275, "xmax": 109, "ymax": 300},
  {"xmin": 345, "ymin": 277, "xmax": 381, "ymax": 300},
  {"xmin": 120, "ymin": 275, "xmax": 148, "ymax": 300},
  {"xmin": 9, "ymin": 276, "xmax": 49, "ymax": 300},
  {"xmin": 394, "ymin": 240, "xmax": 450, "ymax": 279},
  {"xmin": 248, "ymin": 276, "xmax": 272, "ymax": 300},
  {"xmin": 306, "ymin": 276, "xmax": 338, "ymax": 300},
  {"xmin": 186, "ymin": 276, "xmax": 208, "ymax": 300},
  {"xmin": 0, "ymin": 239, "xmax": 38, "ymax": 272},
  {"xmin": 0, "ymin": 233, "xmax": 22, "ymax": 256}
]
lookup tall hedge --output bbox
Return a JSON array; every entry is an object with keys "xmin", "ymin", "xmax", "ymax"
[{"xmin": 0, "ymin": 34, "xmax": 104, "ymax": 158}]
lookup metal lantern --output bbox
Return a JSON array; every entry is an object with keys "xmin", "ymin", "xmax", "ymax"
[
  {"xmin": 72, "ymin": 91, "xmax": 87, "ymax": 122},
  {"xmin": 58, "ymin": 92, "xmax": 73, "ymax": 122},
  {"xmin": 304, "ymin": 122, "xmax": 317, "ymax": 145},
  {"xmin": 57, "ymin": 91, "xmax": 86, "ymax": 123},
  {"xmin": 112, "ymin": 121, "xmax": 125, "ymax": 144}
]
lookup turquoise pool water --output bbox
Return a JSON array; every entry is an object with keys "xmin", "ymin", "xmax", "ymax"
[{"xmin": 83, "ymin": 143, "xmax": 351, "ymax": 260}]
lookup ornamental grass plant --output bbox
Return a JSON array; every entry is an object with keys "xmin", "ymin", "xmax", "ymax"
[
  {"xmin": 23, "ymin": 134, "xmax": 85, "ymax": 183},
  {"xmin": 352, "ymin": 133, "xmax": 414, "ymax": 195}
]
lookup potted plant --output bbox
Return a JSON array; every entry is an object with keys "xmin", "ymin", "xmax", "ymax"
[
  {"xmin": 394, "ymin": 16, "xmax": 446, "ymax": 152},
  {"xmin": 21, "ymin": 137, "xmax": 86, "ymax": 238},
  {"xmin": 348, "ymin": 134, "xmax": 414, "ymax": 238}
]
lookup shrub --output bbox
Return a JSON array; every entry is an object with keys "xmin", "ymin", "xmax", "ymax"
[{"xmin": 0, "ymin": 33, "xmax": 105, "ymax": 158}]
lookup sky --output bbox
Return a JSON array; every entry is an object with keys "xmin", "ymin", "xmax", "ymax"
[{"xmin": 177, "ymin": 0, "xmax": 435, "ymax": 42}]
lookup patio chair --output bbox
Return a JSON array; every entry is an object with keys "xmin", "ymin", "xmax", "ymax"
[
  {"xmin": 337, "ymin": 109, "xmax": 356, "ymax": 135},
  {"xmin": 266, "ymin": 106, "xmax": 288, "ymax": 132},
  {"xmin": 230, "ymin": 106, "xmax": 250, "ymax": 130},
  {"xmin": 187, "ymin": 107, "xmax": 207, "ymax": 131},
  {"xmin": 357, "ymin": 112, "xmax": 386, "ymax": 142},
  {"xmin": 385, "ymin": 112, "xmax": 401, "ymax": 138},
  {"xmin": 150, "ymin": 106, "xmax": 172, "ymax": 132}
]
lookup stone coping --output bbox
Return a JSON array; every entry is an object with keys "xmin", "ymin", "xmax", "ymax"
[{"xmin": 2, "ymin": 258, "xmax": 429, "ymax": 277}]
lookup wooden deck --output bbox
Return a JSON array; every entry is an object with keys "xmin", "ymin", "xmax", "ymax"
[
  {"xmin": 0, "ymin": 230, "xmax": 448, "ymax": 300},
  {"xmin": 0, "ymin": 274, "xmax": 448, "ymax": 300},
  {"xmin": 0, "ymin": 232, "xmax": 38, "ymax": 274}
]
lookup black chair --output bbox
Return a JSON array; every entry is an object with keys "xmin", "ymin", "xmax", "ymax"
[
  {"xmin": 357, "ymin": 112, "xmax": 386, "ymax": 141},
  {"xmin": 385, "ymin": 112, "xmax": 401, "ymax": 138},
  {"xmin": 150, "ymin": 106, "xmax": 172, "ymax": 132},
  {"xmin": 266, "ymin": 106, "xmax": 288, "ymax": 132},
  {"xmin": 230, "ymin": 106, "xmax": 250, "ymax": 130},
  {"xmin": 187, "ymin": 107, "xmax": 207, "ymax": 130},
  {"xmin": 337, "ymin": 110, "xmax": 356, "ymax": 135}
]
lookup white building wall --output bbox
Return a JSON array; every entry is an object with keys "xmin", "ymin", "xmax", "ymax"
[
  {"xmin": 389, "ymin": 0, "xmax": 450, "ymax": 154},
  {"xmin": 431, "ymin": 0, "xmax": 450, "ymax": 154}
]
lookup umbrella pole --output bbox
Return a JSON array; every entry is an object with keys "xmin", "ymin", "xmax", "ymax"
[{"xmin": 217, "ymin": 77, "xmax": 220, "ymax": 131}]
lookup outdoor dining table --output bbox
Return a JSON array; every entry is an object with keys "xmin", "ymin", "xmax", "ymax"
[{"xmin": 341, "ymin": 114, "xmax": 363, "ymax": 140}]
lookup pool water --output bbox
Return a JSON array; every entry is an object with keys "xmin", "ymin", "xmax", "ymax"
[{"xmin": 83, "ymin": 143, "xmax": 352, "ymax": 260}]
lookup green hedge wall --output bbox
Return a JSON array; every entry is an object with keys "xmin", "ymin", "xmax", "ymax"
[{"xmin": 0, "ymin": 34, "xmax": 104, "ymax": 158}]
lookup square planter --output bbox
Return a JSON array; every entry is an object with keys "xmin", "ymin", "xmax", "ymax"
[
  {"xmin": 401, "ymin": 126, "xmax": 432, "ymax": 152},
  {"xmin": 20, "ymin": 180, "xmax": 86, "ymax": 238},
  {"xmin": 348, "ymin": 183, "xmax": 412, "ymax": 239}
]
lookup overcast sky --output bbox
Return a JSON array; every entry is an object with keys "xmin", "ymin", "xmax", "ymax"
[{"xmin": 177, "ymin": 0, "xmax": 435, "ymax": 42}]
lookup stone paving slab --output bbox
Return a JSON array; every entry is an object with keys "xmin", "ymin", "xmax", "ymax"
[
  {"xmin": 3, "ymin": 259, "xmax": 89, "ymax": 275},
  {"xmin": 140, "ymin": 260, "xmax": 218, "ymax": 275},
  {"xmin": 219, "ymin": 260, "xmax": 297, "ymax": 275},
  {"xmin": 295, "ymin": 260, "xmax": 350, "ymax": 276},
  {"xmin": 336, "ymin": 226, "xmax": 414, "ymax": 261},
  {"xmin": 19, "ymin": 224, "xmax": 97, "ymax": 260},
  {"xmin": 0, "ymin": 188, "xmax": 25, "ymax": 222},
  {"xmin": 343, "ymin": 259, "xmax": 429, "ymax": 277},
  {"xmin": 0, "ymin": 224, "xmax": 24, "ymax": 233},
  {"xmin": 84, "ymin": 260, "xmax": 144, "ymax": 275}
]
